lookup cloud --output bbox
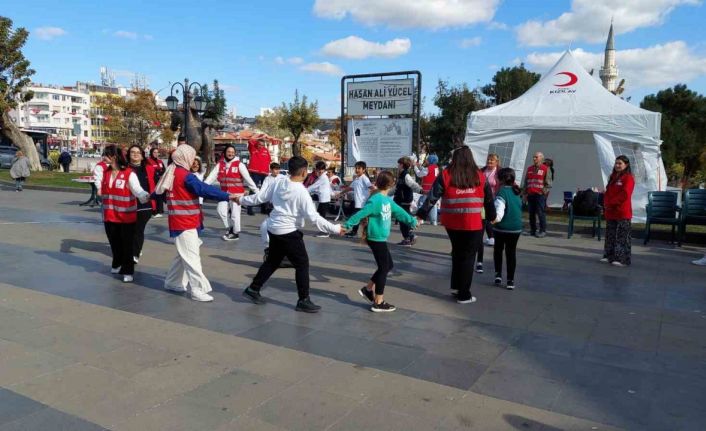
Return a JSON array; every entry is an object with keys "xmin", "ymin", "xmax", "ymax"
[
  {"xmin": 460, "ymin": 36, "xmax": 482, "ymax": 48},
  {"xmin": 487, "ymin": 21, "xmax": 509, "ymax": 30},
  {"xmin": 516, "ymin": 0, "xmax": 701, "ymax": 46},
  {"xmin": 299, "ymin": 62, "xmax": 344, "ymax": 75},
  {"xmin": 35, "ymin": 27, "xmax": 67, "ymax": 40},
  {"xmin": 525, "ymin": 41, "xmax": 706, "ymax": 88},
  {"xmin": 143, "ymin": 34, "xmax": 154, "ymax": 41},
  {"xmin": 114, "ymin": 30, "xmax": 139, "ymax": 40},
  {"xmin": 287, "ymin": 57, "xmax": 304, "ymax": 65},
  {"xmin": 275, "ymin": 56, "xmax": 285, "ymax": 65},
  {"xmin": 313, "ymin": 0, "xmax": 500, "ymax": 29},
  {"xmin": 321, "ymin": 36, "xmax": 411, "ymax": 59}
]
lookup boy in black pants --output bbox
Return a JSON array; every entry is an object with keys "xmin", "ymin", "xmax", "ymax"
[{"xmin": 236, "ymin": 157, "xmax": 343, "ymax": 312}]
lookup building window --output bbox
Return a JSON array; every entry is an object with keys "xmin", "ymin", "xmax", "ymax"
[
  {"xmin": 611, "ymin": 141, "xmax": 646, "ymax": 184},
  {"xmin": 84, "ymin": 131, "xmax": 88, "ymax": 137},
  {"xmin": 487, "ymin": 142, "xmax": 514, "ymax": 168}
]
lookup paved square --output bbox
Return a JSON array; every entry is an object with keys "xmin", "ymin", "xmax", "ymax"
[{"xmin": 1, "ymin": 186, "xmax": 705, "ymax": 430}]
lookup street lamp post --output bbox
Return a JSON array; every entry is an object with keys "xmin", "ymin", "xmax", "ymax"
[{"xmin": 164, "ymin": 78, "xmax": 208, "ymax": 146}]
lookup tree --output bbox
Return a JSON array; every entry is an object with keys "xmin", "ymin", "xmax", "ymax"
[
  {"xmin": 255, "ymin": 107, "xmax": 290, "ymax": 138},
  {"xmin": 201, "ymin": 79, "xmax": 227, "ymax": 122},
  {"xmin": 641, "ymin": 84, "xmax": 706, "ymax": 187},
  {"xmin": 427, "ymin": 80, "xmax": 488, "ymax": 159},
  {"xmin": 0, "ymin": 16, "xmax": 40, "ymax": 170},
  {"xmin": 279, "ymin": 90, "xmax": 319, "ymax": 157},
  {"xmin": 482, "ymin": 63, "xmax": 541, "ymax": 105},
  {"xmin": 95, "ymin": 89, "xmax": 173, "ymax": 147}
]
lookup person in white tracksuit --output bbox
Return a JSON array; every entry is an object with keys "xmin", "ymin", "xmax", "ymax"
[{"xmin": 204, "ymin": 145, "xmax": 258, "ymax": 241}]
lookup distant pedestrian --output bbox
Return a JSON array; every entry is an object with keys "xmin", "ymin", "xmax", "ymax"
[
  {"xmin": 156, "ymin": 145, "xmax": 240, "ymax": 302},
  {"xmin": 344, "ymin": 171, "xmax": 418, "ymax": 312},
  {"xmin": 491, "ymin": 168, "xmax": 523, "ymax": 290},
  {"xmin": 10, "ymin": 150, "xmax": 31, "ymax": 192},
  {"xmin": 394, "ymin": 156, "xmax": 422, "ymax": 246},
  {"xmin": 127, "ymin": 145, "xmax": 156, "ymax": 265},
  {"xmin": 58, "ymin": 148, "xmax": 72, "ymax": 173},
  {"xmin": 522, "ymin": 152, "xmax": 552, "ymax": 237},
  {"xmin": 146, "ymin": 147, "xmax": 166, "ymax": 217},
  {"xmin": 342, "ymin": 161, "xmax": 373, "ymax": 238},
  {"xmin": 602, "ymin": 155, "xmax": 635, "ymax": 267},
  {"xmin": 417, "ymin": 146, "xmax": 496, "ymax": 304},
  {"xmin": 414, "ymin": 154, "xmax": 440, "ymax": 226},
  {"xmin": 101, "ymin": 145, "xmax": 150, "ymax": 283},
  {"xmin": 246, "ymin": 137, "xmax": 271, "ymax": 215}
]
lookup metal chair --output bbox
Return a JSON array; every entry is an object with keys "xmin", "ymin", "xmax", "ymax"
[
  {"xmin": 567, "ymin": 193, "xmax": 603, "ymax": 240},
  {"xmin": 680, "ymin": 188, "xmax": 706, "ymax": 243},
  {"xmin": 562, "ymin": 191, "xmax": 573, "ymax": 211},
  {"xmin": 644, "ymin": 191, "xmax": 681, "ymax": 245}
]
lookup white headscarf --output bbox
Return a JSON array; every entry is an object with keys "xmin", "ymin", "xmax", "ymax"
[{"xmin": 155, "ymin": 145, "xmax": 196, "ymax": 195}]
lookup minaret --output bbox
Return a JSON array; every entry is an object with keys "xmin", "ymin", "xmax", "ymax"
[{"xmin": 599, "ymin": 20, "xmax": 619, "ymax": 92}]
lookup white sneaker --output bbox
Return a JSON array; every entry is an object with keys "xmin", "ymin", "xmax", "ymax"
[
  {"xmin": 611, "ymin": 261, "xmax": 626, "ymax": 267},
  {"xmin": 122, "ymin": 275, "xmax": 133, "ymax": 283},
  {"xmin": 600, "ymin": 257, "xmax": 609, "ymax": 263},
  {"xmin": 165, "ymin": 285, "xmax": 187, "ymax": 292},
  {"xmin": 191, "ymin": 291, "xmax": 214, "ymax": 302},
  {"xmin": 110, "ymin": 267, "xmax": 121, "ymax": 274},
  {"xmin": 133, "ymin": 256, "xmax": 139, "ymax": 264},
  {"xmin": 475, "ymin": 263, "xmax": 484, "ymax": 273},
  {"xmin": 486, "ymin": 238, "xmax": 495, "ymax": 246},
  {"xmin": 691, "ymin": 256, "xmax": 706, "ymax": 266},
  {"xmin": 316, "ymin": 233, "xmax": 330, "ymax": 238},
  {"xmin": 153, "ymin": 213, "xmax": 163, "ymax": 218},
  {"xmin": 457, "ymin": 296, "xmax": 477, "ymax": 304}
]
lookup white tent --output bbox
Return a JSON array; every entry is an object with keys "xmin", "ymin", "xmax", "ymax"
[{"xmin": 465, "ymin": 50, "xmax": 666, "ymax": 219}]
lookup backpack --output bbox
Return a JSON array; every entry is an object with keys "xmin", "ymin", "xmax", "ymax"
[{"xmin": 572, "ymin": 189, "xmax": 600, "ymax": 216}]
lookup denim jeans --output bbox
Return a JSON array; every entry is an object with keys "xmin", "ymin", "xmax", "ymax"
[
  {"xmin": 417, "ymin": 195, "xmax": 437, "ymax": 224},
  {"xmin": 527, "ymin": 194, "xmax": 547, "ymax": 233}
]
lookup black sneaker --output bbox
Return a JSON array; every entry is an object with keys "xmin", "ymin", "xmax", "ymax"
[
  {"xmin": 371, "ymin": 302, "xmax": 396, "ymax": 313},
  {"xmin": 475, "ymin": 263, "xmax": 484, "ymax": 273},
  {"xmin": 494, "ymin": 275, "xmax": 503, "ymax": 286},
  {"xmin": 344, "ymin": 232, "xmax": 357, "ymax": 239},
  {"xmin": 222, "ymin": 230, "xmax": 239, "ymax": 241},
  {"xmin": 359, "ymin": 287, "xmax": 374, "ymax": 303},
  {"xmin": 506, "ymin": 280, "xmax": 515, "ymax": 290},
  {"xmin": 296, "ymin": 297, "xmax": 321, "ymax": 313},
  {"xmin": 409, "ymin": 235, "xmax": 417, "ymax": 246},
  {"xmin": 243, "ymin": 287, "xmax": 266, "ymax": 304}
]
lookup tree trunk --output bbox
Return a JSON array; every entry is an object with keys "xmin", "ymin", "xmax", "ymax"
[
  {"xmin": 292, "ymin": 140, "xmax": 302, "ymax": 157},
  {"xmin": 0, "ymin": 111, "xmax": 42, "ymax": 171}
]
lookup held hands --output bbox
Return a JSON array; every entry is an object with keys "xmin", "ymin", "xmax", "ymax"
[
  {"xmin": 229, "ymin": 193, "xmax": 243, "ymax": 204},
  {"xmin": 336, "ymin": 225, "xmax": 347, "ymax": 236}
]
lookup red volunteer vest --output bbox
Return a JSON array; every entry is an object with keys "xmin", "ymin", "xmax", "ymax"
[
  {"xmin": 421, "ymin": 164, "xmax": 438, "ymax": 192},
  {"xmin": 102, "ymin": 167, "xmax": 137, "ymax": 224},
  {"xmin": 146, "ymin": 157, "xmax": 164, "ymax": 172},
  {"xmin": 97, "ymin": 161, "xmax": 108, "ymax": 171},
  {"xmin": 525, "ymin": 164, "xmax": 547, "ymax": 195},
  {"xmin": 439, "ymin": 169, "xmax": 485, "ymax": 231},
  {"xmin": 167, "ymin": 167, "xmax": 202, "ymax": 231},
  {"xmin": 217, "ymin": 159, "xmax": 244, "ymax": 193}
]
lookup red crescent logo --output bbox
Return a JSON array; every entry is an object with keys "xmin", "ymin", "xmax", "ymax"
[{"xmin": 554, "ymin": 72, "xmax": 578, "ymax": 87}]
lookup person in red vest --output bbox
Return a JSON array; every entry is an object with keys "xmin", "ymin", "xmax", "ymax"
[
  {"xmin": 247, "ymin": 136, "xmax": 272, "ymax": 215},
  {"xmin": 146, "ymin": 147, "xmax": 166, "ymax": 217},
  {"xmin": 417, "ymin": 146, "xmax": 496, "ymax": 304},
  {"xmin": 414, "ymin": 154, "xmax": 440, "ymax": 225},
  {"xmin": 204, "ymin": 144, "xmax": 259, "ymax": 241},
  {"xmin": 602, "ymin": 155, "xmax": 635, "ymax": 267},
  {"xmin": 522, "ymin": 152, "xmax": 552, "ymax": 238},
  {"xmin": 155, "ymin": 145, "xmax": 240, "ymax": 302},
  {"xmin": 127, "ymin": 145, "xmax": 156, "ymax": 264},
  {"xmin": 100, "ymin": 145, "xmax": 150, "ymax": 283}
]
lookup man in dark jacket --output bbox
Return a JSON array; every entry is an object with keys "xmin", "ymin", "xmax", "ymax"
[{"xmin": 58, "ymin": 149, "xmax": 72, "ymax": 172}]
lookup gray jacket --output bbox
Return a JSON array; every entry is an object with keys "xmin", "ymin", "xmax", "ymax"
[{"xmin": 10, "ymin": 156, "xmax": 31, "ymax": 179}]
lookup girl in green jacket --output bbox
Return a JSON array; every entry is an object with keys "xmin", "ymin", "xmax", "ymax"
[{"xmin": 344, "ymin": 171, "xmax": 418, "ymax": 312}]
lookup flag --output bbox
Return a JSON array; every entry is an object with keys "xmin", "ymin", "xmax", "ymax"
[{"xmin": 351, "ymin": 119, "xmax": 361, "ymax": 162}]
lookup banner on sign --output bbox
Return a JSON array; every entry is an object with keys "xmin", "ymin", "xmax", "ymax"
[
  {"xmin": 347, "ymin": 118, "xmax": 413, "ymax": 167},
  {"xmin": 347, "ymin": 79, "xmax": 414, "ymax": 116}
]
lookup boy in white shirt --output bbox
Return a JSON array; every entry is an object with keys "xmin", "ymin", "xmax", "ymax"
[
  {"xmin": 307, "ymin": 161, "xmax": 333, "ymax": 238},
  {"xmin": 237, "ymin": 156, "xmax": 343, "ymax": 313},
  {"xmin": 343, "ymin": 161, "xmax": 373, "ymax": 238}
]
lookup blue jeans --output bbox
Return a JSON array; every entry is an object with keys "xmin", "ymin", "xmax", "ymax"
[
  {"xmin": 418, "ymin": 195, "xmax": 437, "ymax": 224},
  {"xmin": 527, "ymin": 194, "xmax": 547, "ymax": 234}
]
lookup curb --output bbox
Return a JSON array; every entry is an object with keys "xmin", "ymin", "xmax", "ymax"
[{"xmin": 0, "ymin": 180, "xmax": 89, "ymax": 195}]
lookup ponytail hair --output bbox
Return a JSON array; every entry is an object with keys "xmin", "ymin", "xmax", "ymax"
[{"xmin": 498, "ymin": 167, "xmax": 521, "ymax": 195}]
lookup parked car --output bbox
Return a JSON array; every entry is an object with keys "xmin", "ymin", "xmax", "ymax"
[{"xmin": 0, "ymin": 145, "xmax": 53, "ymax": 170}]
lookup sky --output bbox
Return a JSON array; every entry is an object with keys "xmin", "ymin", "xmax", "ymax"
[{"xmin": 5, "ymin": 0, "xmax": 706, "ymax": 118}]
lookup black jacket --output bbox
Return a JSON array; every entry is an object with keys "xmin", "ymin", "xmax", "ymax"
[{"xmin": 394, "ymin": 169, "xmax": 413, "ymax": 204}]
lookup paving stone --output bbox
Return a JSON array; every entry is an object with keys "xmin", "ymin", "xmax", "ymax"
[
  {"xmin": 113, "ymin": 395, "xmax": 234, "ymax": 431},
  {"xmin": 80, "ymin": 341, "xmax": 180, "ymax": 378},
  {"xmin": 513, "ymin": 331, "xmax": 587, "ymax": 358},
  {"xmin": 399, "ymin": 353, "xmax": 487, "ymax": 390},
  {"xmin": 0, "ymin": 388, "xmax": 47, "ymax": 426},
  {"xmin": 0, "ymin": 344, "xmax": 75, "ymax": 386},
  {"xmin": 485, "ymin": 347, "xmax": 576, "ymax": 381},
  {"xmin": 327, "ymin": 402, "xmax": 452, "ymax": 431},
  {"xmin": 332, "ymin": 339, "xmax": 424, "ymax": 372},
  {"xmin": 471, "ymin": 368, "xmax": 563, "ymax": 411},
  {"xmin": 239, "ymin": 348, "xmax": 333, "ymax": 383},
  {"xmin": 252, "ymin": 384, "xmax": 358, "ymax": 431},
  {"xmin": 0, "ymin": 407, "xmax": 107, "ymax": 431},
  {"xmin": 238, "ymin": 321, "xmax": 315, "ymax": 349}
]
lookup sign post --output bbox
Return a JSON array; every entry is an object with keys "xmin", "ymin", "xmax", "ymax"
[{"xmin": 340, "ymin": 71, "xmax": 421, "ymax": 175}]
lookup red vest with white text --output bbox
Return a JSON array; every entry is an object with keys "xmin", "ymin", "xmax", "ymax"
[
  {"xmin": 167, "ymin": 167, "xmax": 202, "ymax": 231},
  {"xmin": 101, "ymin": 167, "xmax": 137, "ymax": 223},
  {"xmin": 217, "ymin": 159, "xmax": 244, "ymax": 193},
  {"xmin": 525, "ymin": 165, "xmax": 547, "ymax": 195},
  {"xmin": 439, "ymin": 169, "xmax": 485, "ymax": 231},
  {"xmin": 421, "ymin": 164, "xmax": 439, "ymax": 192}
]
